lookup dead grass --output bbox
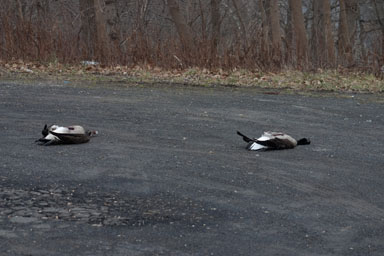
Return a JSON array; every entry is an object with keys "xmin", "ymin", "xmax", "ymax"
[{"xmin": 0, "ymin": 60, "xmax": 383, "ymax": 93}]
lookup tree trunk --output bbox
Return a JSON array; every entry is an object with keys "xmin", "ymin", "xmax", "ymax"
[
  {"xmin": 166, "ymin": 0, "xmax": 195, "ymax": 54},
  {"xmin": 80, "ymin": 0, "xmax": 97, "ymax": 58},
  {"xmin": 345, "ymin": 0, "xmax": 359, "ymax": 48},
  {"xmin": 338, "ymin": 0, "xmax": 352, "ymax": 65},
  {"xmin": 136, "ymin": 0, "xmax": 149, "ymax": 32},
  {"xmin": 312, "ymin": 0, "xmax": 321, "ymax": 66},
  {"xmin": 269, "ymin": 0, "xmax": 282, "ymax": 67},
  {"xmin": 312, "ymin": 0, "xmax": 335, "ymax": 68},
  {"xmin": 210, "ymin": 0, "xmax": 221, "ymax": 60},
  {"xmin": 323, "ymin": 0, "xmax": 336, "ymax": 67},
  {"xmin": 16, "ymin": 0, "xmax": 24, "ymax": 23},
  {"xmin": 259, "ymin": 0, "xmax": 269, "ymax": 63},
  {"xmin": 79, "ymin": 0, "xmax": 110, "ymax": 59},
  {"xmin": 288, "ymin": 0, "xmax": 308, "ymax": 68},
  {"xmin": 94, "ymin": 0, "xmax": 109, "ymax": 58},
  {"xmin": 371, "ymin": 0, "xmax": 384, "ymax": 62},
  {"xmin": 285, "ymin": 3, "xmax": 293, "ymax": 64},
  {"xmin": 231, "ymin": 0, "xmax": 247, "ymax": 40},
  {"xmin": 104, "ymin": 0, "xmax": 120, "ymax": 44}
]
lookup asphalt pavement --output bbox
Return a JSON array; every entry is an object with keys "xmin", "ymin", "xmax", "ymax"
[{"xmin": 0, "ymin": 81, "xmax": 383, "ymax": 256}]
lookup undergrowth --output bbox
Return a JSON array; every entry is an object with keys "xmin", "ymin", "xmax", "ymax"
[{"xmin": 0, "ymin": 60, "xmax": 383, "ymax": 93}]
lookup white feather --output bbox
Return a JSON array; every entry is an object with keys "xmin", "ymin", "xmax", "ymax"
[
  {"xmin": 53, "ymin": 126, "xmax": 70, "ymax": 134},
  {"xmin": 249, "ymin": 142, "xmax": 266, "ymax": 151},
  {"xmin": 44, "ymin": 133, "xmax": 59, "ymax": 141},
  {"xmin": 49, "ymin": 125, "xmax": 86, "ymax": 134},
  {"xmin": 257, "ymin": 135, "xmax": 271, "ymax": 141},
  {"xmin": 68, "ymin": 125, "xmax": 86, "ymax": 134}
]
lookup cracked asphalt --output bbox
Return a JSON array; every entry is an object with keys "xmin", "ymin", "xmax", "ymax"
[{"xmin": 0, "ymin": 81, "xmax": 384, "ymax": 256}]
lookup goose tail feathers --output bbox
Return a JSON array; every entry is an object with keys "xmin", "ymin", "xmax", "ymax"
[{"xmin": 236, "ymin": 131, "xmax": 254, "ymax": 143}]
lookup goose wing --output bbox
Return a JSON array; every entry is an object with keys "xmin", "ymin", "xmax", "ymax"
[
  {"xmin": 49, "ymin": 131, "xmax": 90, "ymax": 144},
  {"xmin": 256, "ymin": 132, "xmax": 297, "ymax": 149},
  {"xmin": 255, "ymin": 137, "xmax": 284, "ymax": 148}
]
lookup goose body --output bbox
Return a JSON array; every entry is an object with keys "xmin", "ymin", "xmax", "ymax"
[
  {"xmin": 36, "ymin": 124, "xmax": 97, "ymax": 146},
  {"xmin": 41, "ymin": 124, "xmax": 86, "ymax": 136},
  {"xmin": 237, "ymin": 131, "xmax": 310, "ymax": 151}
]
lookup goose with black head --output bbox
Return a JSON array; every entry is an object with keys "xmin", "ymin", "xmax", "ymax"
[{"xmin": 237, "ymin": 131, "xmax": 310, "ymax": 151}]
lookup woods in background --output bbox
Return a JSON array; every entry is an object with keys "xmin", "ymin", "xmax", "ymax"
[{"xmin": 0, "ymin": 0, "xmax": 383, "ymax": 74}]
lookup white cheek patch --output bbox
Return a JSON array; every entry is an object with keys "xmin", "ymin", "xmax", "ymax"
[{"xmin": 45, "ymin": 133, "xmax": 59, "ymax": 141}]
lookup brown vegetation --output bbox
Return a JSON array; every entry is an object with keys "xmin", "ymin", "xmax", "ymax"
[{"xmin": 0, "ymin": 0, "xmax": 383, "ymax": 77}]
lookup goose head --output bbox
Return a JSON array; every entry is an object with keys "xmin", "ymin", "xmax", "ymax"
[
  {"xmin": 87, "ymin": 130, "xmax": 98, "ymax": 137},
  {"xmin": 297, "ymin": 138, "xmax": 311, "ymax": 145}
]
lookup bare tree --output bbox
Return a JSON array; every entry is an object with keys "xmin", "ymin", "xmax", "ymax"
[
  {"xmin": 344, "ymin": 0, "xmax": 360, "ymax": 62},
  {"xmin": 79, "ymin": 0, "xmax": 111, "ymax": 59},
  {"xmin": 2, "ymin": 0, "xmax": 384, "ymax": 72},
  {"xmin": 16, "ymin": 0, "xmax": 24, "ymax": 23},
  {"xmin": 231, "ymin": 0, "xmax": 247, "ymax": 39},
  {"xmin": 338, "ymin": 0, "xmax": 352, "ymax": 65},
  {"xmin": 210, "ymin": 0, "xmax": 221, "ymax": 59},
  {"xmin": 80, "ymin": 0, "xmax": 97, "ymax": 57},
  {"xmin": 166, "ymin": 0, "xmax": 195, "ymax": 54},
  {"xmin": 312, "ymin": 0, "xmax": 335, "ymax": 67},
  {"xmin": 284, "ymin": 1, "xmax": 293, "ymax": 64},
  {"xmin": 323, "ymin": 0, "xmax": 336, "ymax": 67},
  {"xmin": 104, "ymin": 0, "xmax": 120, "ymax": 44},
  {"xmin": 135, "ymin": 0, "xmax": 150, "ymax": 32},
  {"xmin": 345, "ymin": 0, "xmax": 359, "ymax": 46},
  {"xmin": 312, "ymin": 0, "xmax": 322, "ymax": 66},
  {"xmin": 269, "ymin": 0, "xmax": 282, "ymax": 66},
  {"xmin": 94, "ymin": 0, "xmax": 108, "ymax": 56},
  {"xmin": 371, "ymin": 0, "xmax": 384, "ymax": 60},
  {"xmin": 259, "ymin": 0, "xmax": 270, "ymax": 62},
  {"xmin": 288, "ymin": 0, "xmax": 308, "ymax": 67}
]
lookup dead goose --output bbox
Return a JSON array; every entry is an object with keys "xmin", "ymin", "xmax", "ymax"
[
  {"xmin": 41, "ymin": 124, "xmax": 86, "ymax": 136},
  {"xmin": 36, "ymin": 124, "xmax": 97, "ymax": 145},
  {"xmin": 237, "ymin": 131, "xmax": 310, "ymax": 151}
]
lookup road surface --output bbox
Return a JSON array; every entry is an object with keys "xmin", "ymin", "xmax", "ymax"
[{"xmin": 0, "ymin": 81, "xmax": 383, "ymax": 255}]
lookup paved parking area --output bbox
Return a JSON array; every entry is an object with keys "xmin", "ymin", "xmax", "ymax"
[{"xmin": 0, "ymin": 81, "xmax": 383, "ymax": 255}]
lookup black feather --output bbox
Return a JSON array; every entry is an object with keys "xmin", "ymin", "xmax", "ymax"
[
  {"xmin": 41, "ymin": 124, "xmax": 49, "ymax": 137},
  {"xmin": 297, "ymin": 138, "xmax": 311, "ymax": 145},
  {"xmin": 236, "ymin": 131, "xmax": 254, "ymax": 143},
  {"xmin": 255, "ymin": 138, "xmax": 294, "ymax": 149}
]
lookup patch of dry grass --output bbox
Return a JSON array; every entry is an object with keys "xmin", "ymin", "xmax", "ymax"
[{"xmin": 0, "ymin": 60, "xmax": 383, "ymax": 93}]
